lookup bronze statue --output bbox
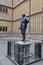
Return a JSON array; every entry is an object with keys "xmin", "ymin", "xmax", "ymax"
[{"xmin": 19, "ymin": 14, "xmax": 30, "ymax": 42}]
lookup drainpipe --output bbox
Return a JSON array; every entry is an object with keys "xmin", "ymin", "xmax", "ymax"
[
  {"xmin": 29, "ymin": 0, "xmax": 31, "ymax": 34},
  {"xmin": 28, "ymin": 0, "xmax": 31, "ymax": 40}
]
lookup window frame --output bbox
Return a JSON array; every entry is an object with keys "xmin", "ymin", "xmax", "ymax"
[
  {"xmin": 0, "ymin": 6, "xmax": 8, "ymax": 13},
  {"xmin": 0, "ymin": 27, "xmax": 8, "ymax": 32}
]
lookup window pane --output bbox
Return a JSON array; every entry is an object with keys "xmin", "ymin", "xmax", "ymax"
[
  {"xmin": 0, "ymin": 27, "xmax": 2, "ymax": 31},
  {"xmin": 3, "ymin": 7, "xmax": 8, "ymax": 13},
  {"xmin": 3, "ymin": 27, "xmax": 5, "ymax": 31},
  {"xmin": 6, "ymin": 8, "xmax": 8, "ymax": 13},
  {"xmin": 3, "ymin": 27, "xmax": 7, "ymax": 31},
  {"xmin": 6, "ymin": 27, "xmax": 7, "ymax": 31},
  {"xmin": 3, "ymin": 8, "xmax": 5, "ymax": 12},
  {"xmin": 0, "ymin": 7, "xmax": 2, "ymax": 11}
]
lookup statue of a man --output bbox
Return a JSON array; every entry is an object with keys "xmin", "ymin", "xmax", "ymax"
[{"xmin": 19, "ymin": 14, "xmax": 30, "ymax": 42}]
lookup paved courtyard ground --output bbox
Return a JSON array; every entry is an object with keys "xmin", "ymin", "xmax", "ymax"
[
  {"xmin": 31, "ymin": 60, "xmax": 43, "ymax": 65},
  {"xmin": 0, "ymin": 37, "xmax": 43, "ymax": 65},
  {"xmin": 0, "ymin": 39, "xmax": 15, "ymax": 65}
]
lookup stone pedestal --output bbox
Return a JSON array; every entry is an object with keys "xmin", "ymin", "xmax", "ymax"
[
  {"xmin": 14, "ymin": 41, "xmax": 31, "ymax": 65},
  {"xmin": 7, "ymin": 40, "xmax": 43, "ymax": 65}
]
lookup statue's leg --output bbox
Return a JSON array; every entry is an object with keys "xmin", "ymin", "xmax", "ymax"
[
  {"xmin": 23, "ymin": 29, "xmax": 26, "ymax": 41},
  {"xmin": 21, "ymin": 29, "xmax": 25, "ymax": 41},
  {"xmin": 23, "ymin": 31, "xmax": 25, "ymax": 41},
  {"xmin": 21, "ymin": 29, "xmax": 24, "ymax": 41}
]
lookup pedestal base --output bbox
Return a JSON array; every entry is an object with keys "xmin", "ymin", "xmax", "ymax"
[
  {"xmin": 14, "ymin": 41, "xmax": 31, "ymax": 65},
  {"xmin": 7, "ymin": 40, "xmax": 43, "ymax": 65}
]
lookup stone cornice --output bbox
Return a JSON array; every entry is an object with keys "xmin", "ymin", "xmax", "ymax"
[
  {"xmin": 13, "ymin": 0, "xmax": 24, "ymax": 9},
  {"xmin": 13, "ymin": 11, "xmax": 42, "ymax": 22},
  {"xmin": 0, "ymin": 11, "xmax": 42, "ymax": 22},
  {"xmin": 0, "ymin": 4, "xmax": 12, "ymax": 9},
  {"xmin": 0, "ymin": 19, "xmax": 12, "ymax": 22},
  {"xmin": 0, "ymin": 0, "xmax": 24, "ymax": 9}
]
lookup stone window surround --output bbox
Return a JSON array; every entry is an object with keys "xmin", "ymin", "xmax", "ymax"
[
  {"xmin": 0, "ymin": 26, "xmax": 8, "ymax": 32},
  {"xmin": 0, "ymin": 6, "xmax": 8, "ymax": 13}
]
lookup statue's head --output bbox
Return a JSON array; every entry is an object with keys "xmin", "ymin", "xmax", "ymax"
[{"xmin": 22, "ymin": 14, "xmax": 25, "ymax": 17}]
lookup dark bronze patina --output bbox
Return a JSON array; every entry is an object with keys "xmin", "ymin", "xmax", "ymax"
[{"xmin": 19, "ymin": 14, "xmax": 30, "ymax": 41}]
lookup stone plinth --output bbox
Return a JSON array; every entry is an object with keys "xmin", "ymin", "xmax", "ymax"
[
  {"xmin": 7, "ymin": 40, "xmax": 43, "ymax": 65},
  {"xmin": 14, "ymin": 41, "xmax": 32, "ymax": 65}
]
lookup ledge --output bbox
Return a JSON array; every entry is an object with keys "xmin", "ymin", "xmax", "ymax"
[{"xmin": 7, "ymin": 55, "xmax": 43, "ymax": 65}]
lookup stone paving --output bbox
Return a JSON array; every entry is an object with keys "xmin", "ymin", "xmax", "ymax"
[
  {"xmin": 31, "ymin": 60, "xmax": 43, "ymax": 65},
  {"xmin": 0, "ymin": 37, "xmax": 43, "ymax": 65},
  {"xmin": 0, "ymin": 39, "xmax": 15, "ymax": 65}
]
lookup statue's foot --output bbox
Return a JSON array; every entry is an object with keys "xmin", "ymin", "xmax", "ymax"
[
  {"xmin": 21, "ymin": 40, "xmax": 26, "ymax": 42},
  {"xmin": 23, "ymin": 40, "xmax": 26, "ymax": 42},
  {"xmin": 21, "ymin": 40, "xmax": 24, "ymax": 41}
]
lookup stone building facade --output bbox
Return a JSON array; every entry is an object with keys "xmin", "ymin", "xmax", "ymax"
[
  {"xmin": 0, "ymin": 0, "xmax": 43, "ymax": 42},
  {"xmin": 0, "ymin": 0, "xmax": 12, "ymax": 36}
]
